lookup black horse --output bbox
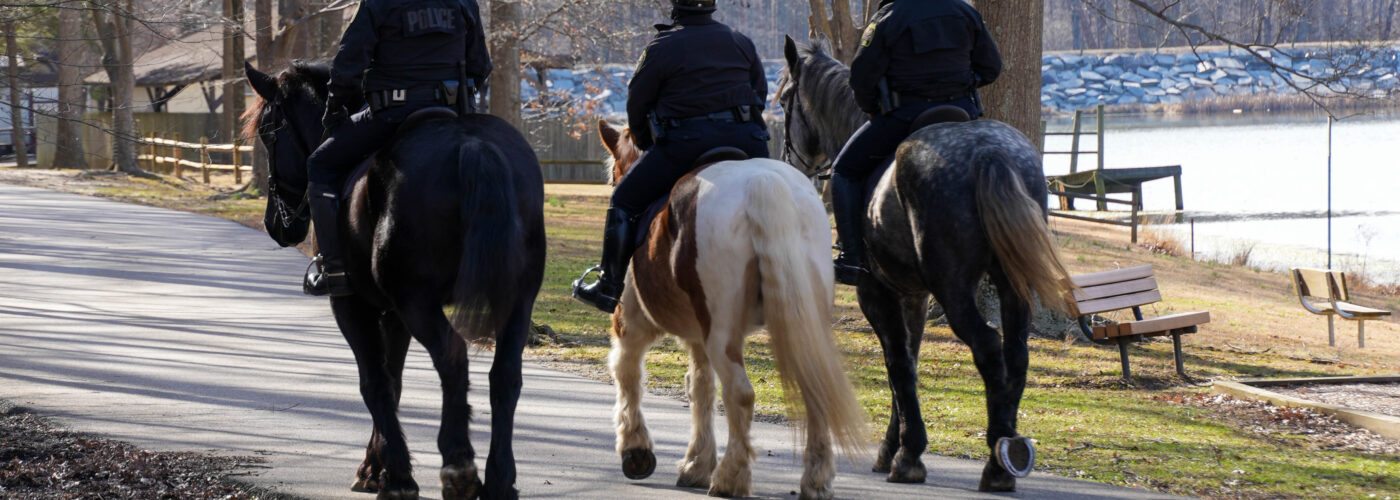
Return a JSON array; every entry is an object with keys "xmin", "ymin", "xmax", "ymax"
[
  {"xmin": 778, "ymin": 38, "xmax": 1074, "ymax": 492},
  {"xmin": 244, "ymin": 62, "xmax": 546, "ymax": 500}
]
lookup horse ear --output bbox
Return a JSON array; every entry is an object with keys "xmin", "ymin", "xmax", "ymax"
[
  {"xmin": 598, "ymin": 119, "xmax": 621, "ymax": 157},
  {"xmin": 784, "ymin": 35, "xmax": 801, "ymax": 71},
  {"xmin": 245, "ymin": 62, "xmax": 279, "ymax": 101}
]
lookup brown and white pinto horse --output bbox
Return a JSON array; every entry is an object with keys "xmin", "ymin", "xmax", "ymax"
[{"xmin": 596, "ymin": 121, "xmax": 868, "ymax": 499}]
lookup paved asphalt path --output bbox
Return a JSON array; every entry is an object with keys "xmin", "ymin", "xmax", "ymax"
[{"xmin": 0, "ymin": 183, "xmax": 1181, "ymax": 499}]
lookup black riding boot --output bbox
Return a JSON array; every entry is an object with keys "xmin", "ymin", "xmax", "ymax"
[
  {"xmin": 305, "ymin": 184, "xmax": 353, "ymax": 297},
  {"xmin": 831, "ymin": 173, "xmax": 867, "ymax": 286},
  {"xmin": 572, "ymin": 207, "xmax": 638, "ymax": 313}
]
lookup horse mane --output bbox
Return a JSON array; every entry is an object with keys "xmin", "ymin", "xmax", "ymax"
[
  {"xmin": 795, "ymin": 43, "xmax": 867, "ymax": 155},
  {"xmin": 240, "ymin": 61, "xmax": 334, "ymax": 143}
]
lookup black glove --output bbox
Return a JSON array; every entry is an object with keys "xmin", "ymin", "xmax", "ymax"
[{"xmin": 322, "ymin": 85, "xmax": 355, "ymax": 131}]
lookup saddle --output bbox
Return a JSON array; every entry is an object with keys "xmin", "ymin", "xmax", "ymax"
[
  {"xmin": 340, "ymin": 107, "xmax": 459, "ymax": 199},
  {"xmin": 863, "ymin": 105, "xmax": 972, "ymax": 201},
  {"xmin": 633, "ymin": 147, "xmax": 751, "ymax": 246}
]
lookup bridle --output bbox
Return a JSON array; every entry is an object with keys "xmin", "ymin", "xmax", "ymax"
[
  {"xmin": 779, "ymin": 70, "xmax": 831, "ymax": 180},
  {"xmin": 260, "ymin": 96, "xmax": 315, "ymax": 228}
]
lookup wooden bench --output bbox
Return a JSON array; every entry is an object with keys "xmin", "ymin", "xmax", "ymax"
[
  {"xmin": 1067, "ymin": 265, "xmax": 1211, "ymax": 380},
  {"xmin": 1290, "ymin": 268, "xmax": 1392, "ymax": 348}
]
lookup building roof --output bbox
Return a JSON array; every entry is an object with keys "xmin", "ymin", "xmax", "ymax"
[{"xmin": 84, "ymin": 25, "xmax": 255, "ymax": 87}]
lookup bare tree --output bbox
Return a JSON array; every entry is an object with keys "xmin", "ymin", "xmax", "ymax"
[
  {"xmin": 5, "ymin": 17, "xmax": 28, "ymax": 168},
  {"xmin": 979, "ymin": 0, "xmax": 1046, "ymax": 151},
  {"xmin": 806, "ymin": 0, "xmax": 875, "ymax": 64},
  {"xmin": 488, "ymin": 1, "xmax": 524, "ymax": 130},
  {"xmin": 89, "ymin": 0, "xmax": 142, "ymax": 174},
  {"xmin": 221, "ymin": 0, "xmax": 244, "ymax": 156},
  {"xmin": 54, "ymin": 5, "xmax": 87, "ymax": 169}
]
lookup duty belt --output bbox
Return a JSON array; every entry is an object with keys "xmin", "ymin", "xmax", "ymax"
[
  {"xmin": 368, "ymin": 87, "xmax": 444, "ymax": 111},
  {"xmin": 895, "ymin": 92, "xmax": 974, "ymax": 108},
  {"xmin": 663, "ymin": 105, "xmax": 760, "ymax": 129}
]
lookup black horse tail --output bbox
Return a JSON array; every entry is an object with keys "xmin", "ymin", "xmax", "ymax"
[
  {"xmin": 973, "ymin": 146, "xmax": 1074, "ymax": 314},
  {"xmin": 449, "ymin": 139, "xmax": 524, "ymax": 340}
]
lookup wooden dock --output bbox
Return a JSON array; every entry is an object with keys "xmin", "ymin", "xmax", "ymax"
[{"xmin": 1048, "ymin": 165, "xmax": 1184, "ymax": 211}]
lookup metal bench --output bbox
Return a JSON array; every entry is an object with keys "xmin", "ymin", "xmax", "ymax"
[
  {"xmin": 1068, "ymin": 265, "xmax": 1211, "ymax": 381},
  {"xmin": 1290, "ymin": 268, "xmax": 1392, "ymax": 348}
]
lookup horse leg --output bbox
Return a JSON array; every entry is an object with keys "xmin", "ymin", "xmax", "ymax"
[
  {"xmin": 480, "ymin": 300, "xmax": 532, "ymax": 500},
  {"xmin": 857, "ymin": 281, "xmax": 927, "ymax": 483},
  {"xmin": 872, "ymin": 294, "xmax": 930, "ymax": 474},
  {"xmin": 610, "ymin": 303, "xmax": 662, "ymax": 480},
  {"xmin": 394, "ymin": 297, "xmax": 479, "ymax": 500},
  {"xmin": 936, "ymin": 272, "xmax": 1022, "ymax": 492},
  {"xmin": 984, "ymin": 269, "xmax": 1036, "ymax": 491},
  {"xmin": 676, "ymin": 339, "xmax": 717, "ymax": 489},
  {"xmin": 354, "ymin": 314, "xmax": 413, "ymax": 493},
  {"xmin": 706, "ymin": 329, "xmax": 755, "ymax": 498},
  {"xmin": 331, "ymin": 296, "xmax": 418, "ymax": 497}
]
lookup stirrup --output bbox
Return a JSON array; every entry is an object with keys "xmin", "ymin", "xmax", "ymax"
[
  {"xmin": 303, "ymin": 255, "xmax": 353, "ymax": 297},
  {"xmin": 571, "ymin": 266, "xmax": 621, "ymax": 313}
]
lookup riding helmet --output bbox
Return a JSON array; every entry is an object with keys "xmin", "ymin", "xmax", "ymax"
[{"xmin": 671, "ymin": 0, "xmax": 717, "ymax": 14}]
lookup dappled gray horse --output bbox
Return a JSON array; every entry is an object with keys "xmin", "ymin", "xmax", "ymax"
[{"xmin": 778, "ymin": 37, "xmax": 1075, "ymax": 492}]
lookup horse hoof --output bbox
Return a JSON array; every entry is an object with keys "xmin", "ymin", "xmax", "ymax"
[
  {"xmin": 994, "ymin": 435, "xmax": 1036, "ymax": 478},
  {"xmin": 798, "ymin": 484, "xmax": 835, "ymax": 500},
  {"xmin": 621, "ymin": 448, "xmax": 656, "ymax": 480},
  {"xmin": 979, "ymin": 460, "xmax": 1017, "ymax": 492},
  {"xmin": 676, "ymin": 466, "xmax": 711, "ymax": 489},
  {"xmin": 351, "ymin": 477, "xmax": 380, "ymax": 493},
  {"xmin": 871, "ymin": 443, "xmax": 896, "ymax": 473},
  {"xmin": 376, "ymin": 487, "xmax": 421, "ymax": 500},
  {"xmin": 885, "ymin": 457, "xmax": 927, "ymax": 484},
  {"xmin": 440, "ymin": 464, "xmax": 482, "ymax": 500}
]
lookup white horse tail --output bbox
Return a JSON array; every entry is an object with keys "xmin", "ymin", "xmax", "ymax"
[{"xmin": 743, "ymin": 167, "xmax": 869, "ymax": 460}]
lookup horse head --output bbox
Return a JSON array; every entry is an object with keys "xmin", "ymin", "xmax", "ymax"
[
  {"xmin": 597, "ymin": 119, "xmax": 643, "ymax": 186},
  {"xmin": 778, "ymin": 36, "xmax": 866, "ymax": 180},
  {"xmin": 243, "ymin": 62, "xmax": 331, "ymax": 247}
]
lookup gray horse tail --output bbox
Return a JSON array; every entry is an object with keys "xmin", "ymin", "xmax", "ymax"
[
  {"xmin": 450, "ymin": 139, "xmax": 524, "ymax": 340},
  {"xmin": 973, "ymin": 147, "xmax": 1074, "ymax": 314}
]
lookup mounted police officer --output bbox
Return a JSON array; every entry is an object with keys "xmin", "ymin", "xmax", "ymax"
[
  {"xmin": 830, "ymin": 0, "xmax": 1002, "ymax": 285},
  {"xmin": 571, "ymin": 0, "xmax": 771, "ymax": 313},
  {"xmin": 302, "ymin": 0, "xmax": 491, "ymax": 296}
]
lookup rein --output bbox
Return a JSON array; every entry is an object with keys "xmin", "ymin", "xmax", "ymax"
[{"xmin": 261, "ymin": 98, "xmax": 315, "ymax": 228}]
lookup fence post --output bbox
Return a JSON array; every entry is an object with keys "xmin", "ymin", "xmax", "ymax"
[
  {"xmin": 1096, "ymin": 104, "xmax": 1106, "ymax": 173},
  {"xmin": 199, "ymin": 136, "xmax": 211, "ymax": 184},
  {"xmin": 1068, "ymin": 109, "xmax": 1083, "ymax": 174},
  {"xmin": 172, "ymin": 133, "xmax": 183, "ymax": 178},
  {"xmin": 232, "ymin": 138, "xmax": 242, "ymax": 184},
  {"xmin": 1130, "ymin": 188, "xmax": 1140, "ymax": 244},
  {"xmin": 146, "ymin": 136, "xmax": 157, "ymax": 172}
]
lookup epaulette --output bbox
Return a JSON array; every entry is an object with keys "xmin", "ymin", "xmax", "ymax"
[{"xmin": 654, "ymin": 23, "xmax": 675, "ymax": 32}]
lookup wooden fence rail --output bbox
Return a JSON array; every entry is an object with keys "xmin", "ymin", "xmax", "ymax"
[
  {"xmin": 138, "ymin": 135, "xmax": 254, "ymax": 184},
  {"xmin": 1048, "ymin": 189, "xmax": 1141, "ymax": 243}
]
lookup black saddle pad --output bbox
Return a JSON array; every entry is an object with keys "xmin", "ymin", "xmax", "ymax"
[{"xmin": 629, "ymin": 148, "xmax": 748, "ymax": 247}]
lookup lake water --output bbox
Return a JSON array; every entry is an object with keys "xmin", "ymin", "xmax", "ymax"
[{"xmin": 1042, "ymin": 111, "xmax": 1400, "ymax": 285}]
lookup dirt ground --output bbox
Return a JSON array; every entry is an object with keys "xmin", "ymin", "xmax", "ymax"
[{"xmin": 0, "ymin": 401, "xmax": 271, "ymax": 499}]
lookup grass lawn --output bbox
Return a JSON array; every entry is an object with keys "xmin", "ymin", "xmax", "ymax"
[{"xmin": 5, "ymin": 169, "xmax": 1397, "ymax": 499}]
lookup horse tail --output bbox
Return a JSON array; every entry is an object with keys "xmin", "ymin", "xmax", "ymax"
[
  {"xmin": 744, "ymin": 167, "xmax": 869, "ymax": 461},
  {"xmin": 973, "ymin": 146, "xmax": 1074, "ymax": 314},
  {"xmin": 449, "ymin": 139, "xmax": 523, "ymax": 340}
]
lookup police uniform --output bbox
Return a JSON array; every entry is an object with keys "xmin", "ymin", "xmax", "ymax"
[
  {"xmin": 572, "ymin": 1, "xmax": 769, "ymax": 313},
  {"xmin": 613, "ymin": 14, "xmax": 770, "ymax": 213},
  {"xmin": 827, "ymin": 0, "xmax": 1002, "ymax": 285},
  {"xmin": 301, "ymin": 0, "xmax": 491, "ymax": 297}
]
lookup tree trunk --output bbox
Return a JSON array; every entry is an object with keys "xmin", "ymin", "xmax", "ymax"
[
  {"xmin": 278, "ymin": 0, "xmax": 311, "ymax": 64},
  {"xmin": 807, "ymin": 0, "xmax": 863, "ymax": 64},
  {"xmin": 251, "ymin": 0, "xmax": 273, "ymax": 194},
  {"xmin": 90, "ymin": 0, "xmax": 140, "ymax": 173},
  {"xmin": 5, "ymin": 20, "xmax": 29, "ymax": 168},
  {"xmin": 487, "ymin": 1, "xmax": 523, "ymax": 131},
  {"xmin": 222, "ymin": 0, "xmax": 245, "ymax": 176},
  {"xmin": 976, "ymin": 0, "xmax": 1044, "ymax": 152},
  {"xmin": 55, "ymin": 6, "xmax": 87, "ymax": 169}
]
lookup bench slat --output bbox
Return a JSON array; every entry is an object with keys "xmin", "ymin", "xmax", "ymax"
[
  {"xmin": 1118, "ymin": 310, "xmax": 1211, "ymax": 336},
  {"xmin": 1075, "ymin": 289, "xmax": 1162, "ymax": 316},
  {"xmin": 1069, "ymin": 265, "xmax": 1155, "ymax": 288},
  {"xmin": 1337, "ymin": 301, "xmax": 1392, "ymax": 319},
  {"xmin": 1092, "ymin": 323, "xmax": 1116, "ymax": 340},
  {"xmin": 1072, "ymin": 276, "xmax": 1158, "ymax": 302},
  {"xmin": 1293, "ymin": 268, "xmax": 1342, "ymax": 300}
]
